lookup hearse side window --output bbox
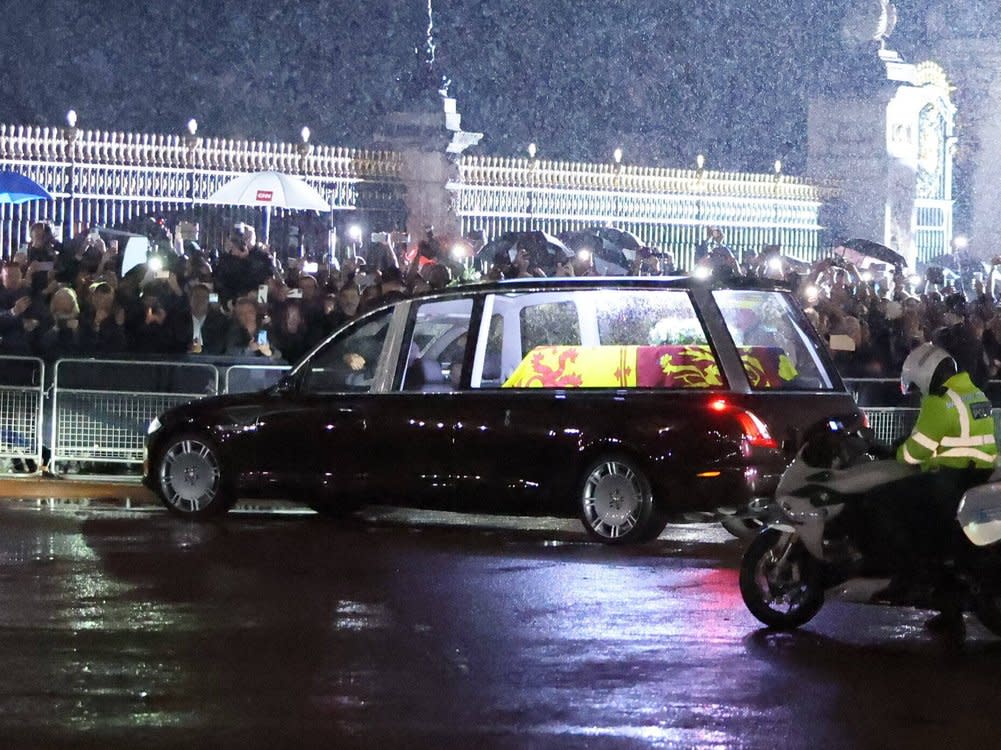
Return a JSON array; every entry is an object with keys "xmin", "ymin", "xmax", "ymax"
[
  {"xmin": 519, "ymin": 301, "xmax": 581, "ymax": 356},
  {"xmin": 400, "ymin": 298, "xmax": 474, "ymax": 392},
  {"xmin": 300, "ymin": 309, "xmax": 394, "ymax": 394},
  {"xmin": 477, "ymin": 289, "xmax": 725, "ymax": 390},
  {"xmin": 712, "ymin": 289, "xmax": 835, "ymax": 391}
]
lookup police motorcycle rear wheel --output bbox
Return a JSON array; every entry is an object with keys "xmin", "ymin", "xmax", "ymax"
[
  {"xmin": 720, "ymin": 516, "xmax": 762, "ymax": 540},
  {"xmin": 972, "ymin": 589, "xmax": 1001, "ymax": 636},
  {"xmin": 740, "ymin": 528, "xmax": 825, "ymax": 629}
]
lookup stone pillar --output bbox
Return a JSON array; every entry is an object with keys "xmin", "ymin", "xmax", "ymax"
[
  {"xmin": 807, "ymin": 93, "xmax": 892, "ymax": 245},
  {"xmin": 398, "ymin": 148, "xmax": 460, "ymax": 240},
  {"xmin": 924, "ymin": 36, "xmax": 1001, "ymax": 257}
]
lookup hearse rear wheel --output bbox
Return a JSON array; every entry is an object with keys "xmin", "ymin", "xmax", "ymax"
[{"xmin": 579, "ymin": 455, "xmax": 667, "ymax": 544}]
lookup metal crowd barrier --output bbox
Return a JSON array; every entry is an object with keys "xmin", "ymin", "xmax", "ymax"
[
  {"xmin": 860, "ymin": 407, "xmax": 919, "ymax": 446},
  {"xmin": 861, "ymin": 407, "xmax": 1001, "ymax": 447},
  {"xmin": 0, "ymin": 356, "xmax": 44, "ymax": 475},
  {"xmin": 50, "ymin": 359, "xmax": 218, "ymax": 476}
]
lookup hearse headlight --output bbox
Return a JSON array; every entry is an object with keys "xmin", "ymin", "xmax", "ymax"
[{"xmin": 147, "ymin": 416, "xmax": 162, "ymax": 436}]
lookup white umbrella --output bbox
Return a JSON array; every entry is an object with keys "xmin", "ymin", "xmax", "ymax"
[{"xmin": 204, "ymin": 170, "xmax": 330, "ymax": 242}]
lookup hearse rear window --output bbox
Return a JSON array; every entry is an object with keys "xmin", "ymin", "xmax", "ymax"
[
  {"xmin": 473, "ymin": 289, "xmax": 725, "ymax": 390},
  {"xmin": 712, "ymin": 289, "xmax": 836, "ymax": 391}
]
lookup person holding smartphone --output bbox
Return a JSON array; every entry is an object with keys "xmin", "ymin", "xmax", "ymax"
[
  {"xmin": 225, "ymin": 298, "xmax": 281, "ymax": 360},
  {"xmin": 187, "ymin": 283, "xmax": 228, "ymax": 355}
]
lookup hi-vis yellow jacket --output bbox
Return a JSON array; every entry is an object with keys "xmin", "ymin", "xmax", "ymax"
[{"xmin": 897, "ymin": 372, "xmax": 998, "ymax": 470}]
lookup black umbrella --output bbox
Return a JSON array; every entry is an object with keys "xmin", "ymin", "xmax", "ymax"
[
  {"xmin": 585, "ymin": 226, "xmax": 643, "ymax": 251},
  {"xmin": 476, "ymin": 231, "xmax": 572, "ymax": 274},
  {"xmin": 925, "ymin": 250, "xmax": 985, "ymax": 275},
  {"xmin": 835, "ymin": 238, "xmax": 906, "ymax": 268},
  {"xmin": 558, "ymin": 230, "xmax": 630, "ymax": 275}
]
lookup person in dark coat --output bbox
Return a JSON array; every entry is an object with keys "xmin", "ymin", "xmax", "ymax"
[
  {"xmin": 37, "ymin": 288, "xmax": 83, "ymax": 361},
  {"xmin": 187, "ymin": 283, "xmax": 229, "ymax": 355},
  {"xmin": 126, "ymin": 279, "xmax": 192, "ymax": 355},
  {"xmin": 214, "ymin": 228, "xmax": 276, "ymax": 306},
  {"xmin": 78, "ymin": 282, "xmax": 127, "ymax": 356}
]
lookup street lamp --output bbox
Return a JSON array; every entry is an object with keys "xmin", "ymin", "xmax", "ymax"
[
  {"xmin": 298, "ymin": 126, "xmax": 313, "ymax": 169},
  {"xmin": 613, "ymin": 147, "xmax": 623, "ymax": 166},
  {"xmin": 347, "ymin": 223, "xmax": 363, "ymax": 259},
  {"xmin": 527, "ymin": 142, "xmax": 537, "ymax": 159},
  {"xmin": 63, "ymin": 109, "xmax": 80, "ymax": 240},
  {"xmin": 183, "ymin": 118, "xmax": 201, "ymax": 205},
  {"xmin": 953, "ymin": 235, "xmax": 969, "ymax": 251},
  {"xmin": 696, "ymin": 153, "xmax": 705, "ymax": 171},
  {"xmin": 774, "ymin": 159, "xmax": 782, "ymax": 175}
]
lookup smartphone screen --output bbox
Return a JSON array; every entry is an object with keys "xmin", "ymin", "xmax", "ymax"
[
  {"xmin": 257, "ymin": 284, "xmax": 269, "ymax": 304},
  {"xmin": 208, "ymin": 293, "xmax": 219, "ymax": 304},
  {"xmin": 257, "ymin": 330, "xmax": 268, "ymax": 347},
  {"xmin": 303, "ymin": 261, "xmax": 319, "ymax": 273}
]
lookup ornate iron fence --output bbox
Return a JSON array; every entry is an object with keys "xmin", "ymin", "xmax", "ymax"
[{"xmin": 1, "ymin": 122, "xmax": 827, "ymax": 266}]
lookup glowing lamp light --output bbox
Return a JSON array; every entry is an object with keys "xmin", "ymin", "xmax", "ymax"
[
  {"xmin": 348, "ymin": 224, "xmax": 363, "ymax": 243},
  {"xmin": 187, "ymin": 118, "xmax": 198, "ymax": 136},
  {"xmin": 767, "ymin": 257, "xmax": 783, "ymax": 273},
  {"xmin": 148, "ymin": 256, "xmax": 164, "ymax": 273},
  {"xmin": 696, "ymin": 153, "xmax": 706, "ymax": 170},
  {"xmin": 693, "ymin": 265, "xmax": 713, "ymax": 280},
  {"xmin": 774, "ymin": 159, "xmax": 782, "ymax": 175},
  {"xmin": 953, "ymin": 235, "xmax": 969, "ymax": 250},
  {"xmin": 450, "ymin": 242, "xmax": 466, "ymax": 259},
  {"xmin": 301, "ymin": 126, "xmax": 311, "ymax": 144},
  {"xmin": 861, "ymin": 271, "xmax": 873, "ymax": 282},
  {"xmin": 66, "ymin": 109, "xmax": 77, "ymax": 128},
  {"xmin": 613, "ymin": 147, "xmax": 623, "ymax": 165},
  {"xmin": 577, "ymin": 248, "xmax": 592, "ymax": 262},
  {"xmin": 527, "ymin": 142, "xmax": 537, "ymax": 159},
  {"xmin": 710, "ymin": 398, "xmax": 728, "ymax": 412},
  {"xmin": 909, "ymin": 274, "xmax": 922, "ymax": 286}
]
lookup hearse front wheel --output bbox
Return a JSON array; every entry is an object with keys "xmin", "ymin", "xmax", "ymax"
[
  {"xmin": 156, "ymin": 433, "xmax": 232, "ymax": 519},
  {"xmin": 578, "ymin": 455, "xmax": 667, "ymax": 544}
]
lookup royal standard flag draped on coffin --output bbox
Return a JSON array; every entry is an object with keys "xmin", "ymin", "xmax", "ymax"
[{"xmin": 502, "ymin": 345, "xmax": 797, "ymax": 389}]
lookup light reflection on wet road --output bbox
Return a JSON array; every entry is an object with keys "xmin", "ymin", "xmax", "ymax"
[{"xmin": 0, "ymin": 503, "xmax": 999, "ymax": 748}]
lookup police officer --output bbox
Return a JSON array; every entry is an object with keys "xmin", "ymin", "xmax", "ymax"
[
  {"xmin": 897, "ymin": 343, "xmax": 997, "ymax": 472},
  {"xmin": 893, "ymin": 343, "xmax": 997, "ymax": 632}
]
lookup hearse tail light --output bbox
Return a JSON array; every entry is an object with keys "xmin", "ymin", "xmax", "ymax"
[
  {"xmin": 706, "ymin": 399, "xmax": 776, "ymax": 449},
  {"xmin": 737, "ymin": 409, "xmax": 778, "ymax": 450}
]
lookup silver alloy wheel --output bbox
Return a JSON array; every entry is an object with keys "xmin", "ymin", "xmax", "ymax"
[
  {"xmin": 581, "ymin": 460, "xmax": 645, "ymax": 540},
  {"xmin": 752, "ymin": 542, "xmax": 809, "ymax": 615},
  {"xmin": 159, "ymin": 438, "xmax": 221, "ymax": 514}
]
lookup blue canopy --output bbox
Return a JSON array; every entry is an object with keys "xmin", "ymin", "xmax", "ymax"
[{"xmin": 0, "ymin": 171, "xmax": 53, "ymax": 204}]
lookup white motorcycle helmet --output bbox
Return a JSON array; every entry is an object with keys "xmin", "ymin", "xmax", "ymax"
[{"xmin": 899, "ymin": 343, "xmax": 957, "ymax": 396}]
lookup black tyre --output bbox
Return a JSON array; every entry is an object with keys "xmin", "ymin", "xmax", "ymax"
[
  {"xmin": 156, "ymin": 433, "xmax": 233, "ymax": 519},
  {"xmin": 721, "ymin": 515, "xmax": 762, "ymax": 540},
  {"xmin": 974, "ymin": 590, "xmax": 1001, "ymax": 636},
  {"xmin": 739, "ymin": 528, "xmax": 825, "ymax": 629},
  {"xmin": 578, "ymin": 455, "xmax": 667, "ymax": 545}
]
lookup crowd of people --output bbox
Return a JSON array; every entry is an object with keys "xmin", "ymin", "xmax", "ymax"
[
  {"xmin": 1, "ymin": 219, "xmax": 996, "ymax": 386},
  {"xmin": 0, "ymin": 221, "xmax": 436, "ymax": 365}
]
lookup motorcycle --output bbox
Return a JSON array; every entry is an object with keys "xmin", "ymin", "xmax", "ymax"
[{"xmin": 738, "ymin": 418, "xmax": 1001, "ymax": 635}]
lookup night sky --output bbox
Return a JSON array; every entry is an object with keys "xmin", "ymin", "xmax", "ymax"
[{"xmin": 0, "ymin": 1, "xmax": 952, "ymax": 173}]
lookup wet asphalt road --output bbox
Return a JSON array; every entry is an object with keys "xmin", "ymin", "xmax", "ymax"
[{"xmin": 0, "ymin": 504, "xmax": 1000, "ymax": 749}]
